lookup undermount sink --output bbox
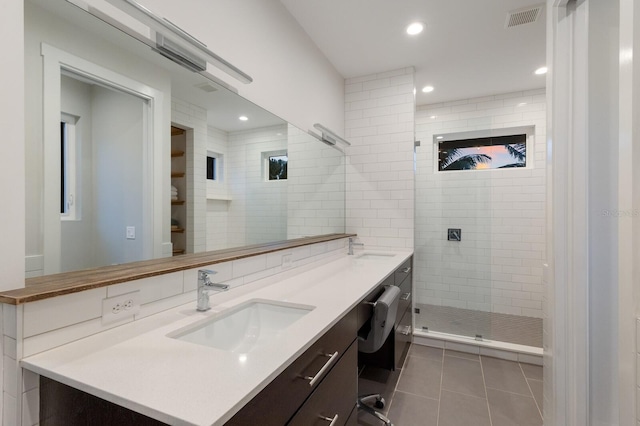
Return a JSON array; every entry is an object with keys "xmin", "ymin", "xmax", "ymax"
[
  {"xmin": 356, "ymin": 252, "xmax": 397, "ymax": 260},
  {"xmin": 169, "ymin": 300, "xmax": 314, "ymax": 353}
]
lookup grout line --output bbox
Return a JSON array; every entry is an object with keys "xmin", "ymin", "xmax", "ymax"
[
  {"xmin": 479, "ymin": 355, "xmax": 494, "ymax": 426},
  {"xmin": 520, "ymin": 363, "xmax": 543, "ymax": 420}
]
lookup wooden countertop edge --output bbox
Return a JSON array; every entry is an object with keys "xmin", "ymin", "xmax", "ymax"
[{"xmin": 0, "ymin": 234, "xmax": 356, "ymax": 305}]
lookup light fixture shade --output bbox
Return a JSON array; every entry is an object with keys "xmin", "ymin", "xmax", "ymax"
[
  {"xmin": 102, "ymin": 0, "xmax": 253, "ymax": 83},
  {"xmin": 310, "ymin": 123, "xmax": 352, "ymax": 146}
]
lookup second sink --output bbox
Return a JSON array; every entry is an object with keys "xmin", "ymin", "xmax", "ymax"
[{"xmin": 170, "ymin": 299, "xmax": 314, "ymax": 353}]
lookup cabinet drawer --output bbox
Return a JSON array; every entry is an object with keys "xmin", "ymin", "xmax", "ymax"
[
  {"xmin": 395, "ymin": 274, "xmax": 412, "ymax": 326},
  {"xmin": 226, "ymin": 309, "xmax": 357, "ymax": 426},
  {"xmin": 288, "ymin": 342, "xmax": 357, "ymax": 426},
  {"xmin": 394, "ymin": 257, "xmax": 412, "ymax": 287},
  {"xmin": 395, "ymin": 308, "xmax": 412, "ymax": 369}
]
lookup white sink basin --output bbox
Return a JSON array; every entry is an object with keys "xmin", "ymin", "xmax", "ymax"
[
  {"xmin": 356, "ymin": 252, "xmax": 397, "ymax": 260},
  {"xmin": 169, "ymin": 299, "xmax": 314, "ymax": 353}
]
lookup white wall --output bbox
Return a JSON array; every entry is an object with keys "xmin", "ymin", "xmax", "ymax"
[
  {"xmin": 1, "ymin": 0, "xmax": 25, "ymax": 290},
  {"xmin": 171, "ymin": 97, "xmax": 208, "ymax": 254},
  {"xmin": 60, "ymin": 76, "xmax": 95, "ymax": 272},
  {"xmin": 414, "ymin": 90, "xmax": 546, "ymax": 318},
  {"xmin": 92, "ymin": 85, "xmax": 146, "ymax": 266},
  {"xmin": 344, "ymin": 67, "xmax": 415, "ymax": 250},
  {"xmin": 287, "ymin": 125, "xmax": 346, "ymax": 238},
  {"xmin": 205, "ymin": 127, "xmax": 230, "ymax": 251},
  {"xmin": 141, "ymin": 0, "xmax": 345, "ymax": 136}
]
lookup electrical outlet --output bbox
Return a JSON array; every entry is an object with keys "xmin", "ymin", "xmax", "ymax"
[
  {"xmin": 102, "ymin": 291, "xmax": 140, "ymax": 324},
  {"xmin": 282, "ymin": 254, "xmax": 293, "ymax": 269}
]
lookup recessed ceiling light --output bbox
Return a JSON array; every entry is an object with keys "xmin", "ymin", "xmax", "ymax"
[
  {"xmin": 535, "ymin": 66, "xmax": 548, "ymax": 75},
  {"xmin": 422, "ymin": 86, "xmax": 434, "ymax": 93},
  {"xmin": 406, "ymin": 22, "xmax": 424, "ymax": 35},
  {"xmin": 238, "ymin": 116, "xmax": 248, "ymax": 121},
  {"xmin": 517, "ymin": 102, "xmax": 527, "ymax": 107},
  {"xmin": 430, "ymin": 115, "xmax": 437, "ymax": 119},
  {"xmin": 436, "ymin": 136, "xmax": 444, "ymax": 140}
]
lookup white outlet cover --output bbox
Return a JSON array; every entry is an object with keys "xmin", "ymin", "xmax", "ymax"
[
  {"xmin": 102, "ymin": 291, "xmax": 140, "ymax": 325},
  {"xmin": 126, "ymin": 226, "xmax": 136, "ymax": 240}
]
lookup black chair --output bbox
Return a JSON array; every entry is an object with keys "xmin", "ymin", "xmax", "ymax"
[{"xmin": 357, "ymin": 285, "xmax": 401, "ymax": 426}]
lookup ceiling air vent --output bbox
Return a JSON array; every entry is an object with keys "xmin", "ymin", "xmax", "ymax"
[{"xmin": 505, "ymin": 5, "xmax": 543, "ymax": 28}]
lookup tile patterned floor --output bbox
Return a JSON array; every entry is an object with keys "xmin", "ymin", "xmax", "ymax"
[
  {"xmin": 414, "ymin": 303, "xmax": 543, "ymax": 348},
  {"xmin": 358, "ymin": 344, "xmax": 543, "ymax": 426}
]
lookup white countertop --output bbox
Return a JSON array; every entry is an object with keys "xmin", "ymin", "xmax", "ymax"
[{"xmin": 21, "ymin": 249, "xmax": 412, "ymax": 426}]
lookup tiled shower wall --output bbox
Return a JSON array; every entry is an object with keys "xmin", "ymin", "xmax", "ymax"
[
  {"xmin": 344, "ymin": 67, "xmax": 415, "ymax": 249},
  {"xmin": 414, "ymin": 89, "xmax": 546, "ymax": 318}
]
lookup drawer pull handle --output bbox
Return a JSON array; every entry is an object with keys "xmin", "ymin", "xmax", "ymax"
[
  {"xmin": 401, "ymin": 267, "xmax": 412, "ymax": 274},
  {"xmin": 319, "ymin": 414, "xmax": 339, "ymax": 425},
  {"xmin": 304, "ymin": 351, "xmax": 339, "ymax": 387},
  {"xmin": 399, "ymin": 325, "xmax": 412, "ymax": 336},
  {"xmin": 401, "ymin": 292, "xmax": 411, "ymax": 301}
]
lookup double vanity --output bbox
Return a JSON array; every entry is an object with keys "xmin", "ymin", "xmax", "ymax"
[{"xmin": 7, "ymin": 239, "xmax": 413, "ymax": 425}]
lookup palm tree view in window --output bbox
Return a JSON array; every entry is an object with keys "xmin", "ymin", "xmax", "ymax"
[
  {"xmin": 269, "ymin": 155, "xmax": 288, "ymax": 180},
  {"xmin": 438, "ymin": 134, "xmax": 526, "ymax": 171}
]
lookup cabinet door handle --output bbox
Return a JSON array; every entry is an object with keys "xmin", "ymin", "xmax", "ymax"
[
  {"xmin": 303, "ymin": 352, "xmax": 339, "ymax": 387},
  {"xmin": 401, "ymin": 292, "xmax": 411, "ymax": 301},
  {"xmin": 319, "ymin": 414, "xmax": 339, "ymax": 426},
  {"xmin": 399, "ymin": 325, "xmax": 412, "ymax": 336},
  {"xmin": 401, "ymin": 267, "xmax": 412, "ymax": 274}
]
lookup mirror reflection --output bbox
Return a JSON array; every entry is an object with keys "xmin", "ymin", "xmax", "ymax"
[{"xmin": 25, "ymin": 0, "xmax": 345, "ymax": 277}]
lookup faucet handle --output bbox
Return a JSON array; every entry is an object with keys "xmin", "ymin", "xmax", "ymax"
[{"xmin": 198, "ymin": 269, "xmax": 217, "ymax": 278}]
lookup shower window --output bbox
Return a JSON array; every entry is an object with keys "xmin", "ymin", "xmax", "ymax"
[{"xmin": 437, "ymin": 134, "xmax": 526, "ymax": 171}]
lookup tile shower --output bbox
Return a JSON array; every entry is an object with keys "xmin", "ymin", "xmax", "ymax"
[{"xmin": 413, "ymin": 90, "xmax": 546, "ymax": 349}]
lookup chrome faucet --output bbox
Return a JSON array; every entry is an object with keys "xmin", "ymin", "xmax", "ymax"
[
  {"xmin": 348, "ymin": 237, "xmax": 364, "ymax": 255},
  {"xmin": 197, "ymin": 269, "xmax": 229, "ymax": 311}
]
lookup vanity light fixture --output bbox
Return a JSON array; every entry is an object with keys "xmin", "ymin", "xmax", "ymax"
[
  {"xmin": 309, "ymin": 123, "xmax": 352, "ymax": 147},
  {"xmin": 406, "ymin": 22, "xmax": 424, "ymax": 35},
  {"xmin": 535, "ymin": 66, "xmax": 548, "ymax": 75},
  {"xmin": 238, "ymin": 116, "xmax": 249, "ymax": 121},
  {"xmin": 422, "ymin": 85, "xmax": 435, "ymax": 93},
  {"xmin": 100, "ymin": 0, "xmax": 253, "ymax": 83}
]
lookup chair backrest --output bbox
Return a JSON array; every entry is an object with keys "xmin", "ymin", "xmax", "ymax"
[{"xmin": 358, "ymin": 285, "xmax": 401, "ymax": 354}]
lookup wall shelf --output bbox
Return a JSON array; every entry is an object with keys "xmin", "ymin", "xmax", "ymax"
[
  {"xmin": 171, "ymin": 227, "xmax": 184, "ymax": 233},
  {"xmin": 171, "ymin": 200, "xmax": 185, "ymax": 205},
  {"xmin": 171, "ymin": 150, "xmax": 184, "ymax": 158},
  {"xmin": 171, "ymin": 172, "xmax": 185, "ymax": 178}
]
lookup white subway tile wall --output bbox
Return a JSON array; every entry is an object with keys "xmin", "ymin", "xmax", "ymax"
[
  {"xmin": 227, "ymin": 125, "xmax": 289, "ymax": 247},
  {"xmin": 344, "ymin": 67, "xmax": 416, "ymax": 249},
  {"xmin": 287, "ymin": 125, "xmax": 346, "ymax": 238},
  {"xmin": 206, "ymin": 126, "xmax": 231, "ymax": 251},
  {"xmin": 414, "ymin": 89, "xmax": 546, "ymax": 318},
  {"xmin": 3, "ymin": 239, "xmax": 347, "ymax": 426}
]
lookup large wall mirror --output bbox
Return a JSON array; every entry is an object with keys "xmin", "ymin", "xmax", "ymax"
[{"xmin": 25, "ymin": 0, "xmax": 346, "ymax": 277}]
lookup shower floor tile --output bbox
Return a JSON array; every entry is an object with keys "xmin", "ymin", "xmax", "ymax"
[{"xmin": 414, "ymin": 303, "xmax": 542, "ymax": 348}]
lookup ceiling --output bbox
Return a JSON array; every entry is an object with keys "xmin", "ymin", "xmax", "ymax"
[{"xmin": 280, "ymin": 0, "xmax": 547, "ymax": 106}]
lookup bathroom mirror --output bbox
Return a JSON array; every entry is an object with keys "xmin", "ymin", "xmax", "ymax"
[{"xmin": 25, "ymin": 0, "xmax": 345, "ymax": 277}]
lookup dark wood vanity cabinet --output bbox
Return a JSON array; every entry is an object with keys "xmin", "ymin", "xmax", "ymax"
[
  {"xmin": 38, "ymin": 257, "xmax": 413, "ymax": 426},
  {"xmin": 227, "ymin": 308, "xmax": 358, "ymax": 426},
  {"xmin": 358, "ymin": 256, "xmax": 413, "ymax": 370}
]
